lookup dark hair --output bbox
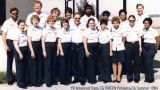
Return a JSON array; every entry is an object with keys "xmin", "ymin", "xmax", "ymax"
[
  {"xmin": 10, "ymin": 7, "xmax": 19, "ymax": 13},
  {"xmin": 60, "ymin": 18, "xmax": 69, "ymax": 27},
  {"xmin": 128, "ymin": 15, "xmax": 136, "ymax": 20},
  {"xmin": 83, "ymin": 4, "xmax": 95, "ymax": 16},
  {"xmin": 17, "ymin": 20, "xmax": 25, "ymax": 25},
  {"xmin": 100, "ymin": 19, "xmax": 108, "ymax": 25},
  {"xmin": 50, "ymin": 7, "xmax": 61, "ymax": 16},
  {"xmin": 102, "ymin": 10, "xmax": 110, "ymax": 17},
  {"xmin": 86, "ymin": 18, "xmax": 95, "ymax": 28},
  {"xmin": 119, "ymin": 9, "xmax": 127, "ymax": 16},
  {"xmin": 136, "ymin": 3, "xmax": 144, "ymax": 8},
  {"xmin": 112, "ymin": 16, "xmax": 120, "ymax": 24},
  {"xmin": 65, "ymin": 7, "xmax": 72, "ymax": 14},
  {"xmin": 143, "ymin": 18, "xmax": 152, "ymax": 25}
]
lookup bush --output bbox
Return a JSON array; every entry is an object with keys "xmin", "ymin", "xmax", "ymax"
[{"xmin": 0, "ymin": 72, "xmax": 7, "ymax": 84}]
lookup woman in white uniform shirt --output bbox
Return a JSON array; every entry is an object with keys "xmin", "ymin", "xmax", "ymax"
[
  {"xmin": 41, "ymin": 15, "xmax": 58, "ymax": 87},
  {"xmin": 57, "ymin": 18, "xmax": 72, "ymax": 85},
  {"xmin": 142, "ymin": 18, "xmax": 159, "ymax": 83},
  {"xmin": 13, "ymin": 20, "xmax": 28, "ymax": 89},
  {"xmin": 98, "ymin": 19, "xmax": 112, "ymax": 83},
  {"xmin": 27, "ymin": 15, "xmax": 43, "ymax": 87},
  {"xmin": 110, "ymin": 17, "xmax": 125, "ymax": 83},
  {"xmin": 83, "ymin": 18, "xmax": 99, "ymax": 84}
]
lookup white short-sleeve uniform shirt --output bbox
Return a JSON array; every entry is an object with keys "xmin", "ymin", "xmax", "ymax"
[
  {"xmin": 124, "ymin": 25, "xmax": 142, "ymax": 42},
  {"xmin": 142, "ymin": 27, "xmax": 159, "ymax": 44},
  {"xmin": 111, "ymin": 27, "xmax": 125, "ymax": 51},
  {"xmin": 57, "ymin": 28, "xmax": 72, "ymax": 43},
  {"xmin": 42, "ymin": 26, "xmax": 58, "ymax": 42},
  {"xmin": 98, "ymin": 29, "xmax": 112, "ymax": 44},
  {"xmin": 26, "ymin": 12, "xmax": 47, "ymax": 28},
  {"xmin": 27, "ymin": 25, "xmax": 42, "ymax": 41},
  {"xmin": 70, "ymin": 23, "xmax": 85, "ymax": 43},
  {"xmin": 83, "ymin": 28, "xmax": 99, "ymax": 43},
  {"xmin": 1, "ymin": 18, "xmax": 18, "ymax": 40},
  {"xmin": 14, "ymin": 29, "xmax": 28, "ymax": 47}
]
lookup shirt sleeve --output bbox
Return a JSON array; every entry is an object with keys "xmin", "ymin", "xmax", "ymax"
[{"xmin": 1, "ymin": 21, "xmax": 8, "ymax": 32}]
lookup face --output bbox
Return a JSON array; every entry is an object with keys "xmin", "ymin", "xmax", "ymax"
[
  {"xmin": 32, "ymin": 18, "xmax": 39, "ymax": 26},
  {"xmin": 144, "ymin": 21, "xmax": 151, "ymax": 29},
  {"xmin": 52, "ymin": 11, "xmax": 59, "ymax": 20},
  {"xmin": 100, "ymin": 24, "xmax": 107, "ymax": 30},
  {"xmin": 113, "ymin": 21, "xmax": 120, "ymax": 29},
  {"xmin": 65, "ymin": 12, "xmax": 72, "ymax": 19},
  {"xmin": 136, "ymin": 6, "xmax": 144, "ymax": 15},
  {"xmin": 102, "ymin": 15, "xmax": 109, "ymax": 20},
  {"xmin": 74, "ymin": 14, "xmax": 81, "ymax": 25},
  {"xmin": 48, "ymin": 20, "xmax": 55, "ymax": 27},
  {"xmin": 10, "ymin": 10, "xmax": 18, "ymax": 20},
  {"xmin": 85, "ymin": 7, "xmax": 92, "ymax": 15},
  {"xmin": 18, "ymin": 22, "xmax": 25, "ymax": 31},
  {"xmin": 88, "ymin": 20, "xmax": 95, "ymax": 29},
  {"xmin": 120, "ymin": 12, "xmax": 126, "ymax": 21},
  {"xmin": 33, "ymin": 3, "xmax": 42, "ymax": 13},
  {"xmin": 128, "ymin": 17, "xmax": 136, "ymax": 27},
  {"xmin": 62, "ymin": 22, "xmax": 69, "ymax": 29}
]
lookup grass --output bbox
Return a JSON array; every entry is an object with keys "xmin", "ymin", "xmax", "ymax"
[{"xmin": 0, "ymin": 72, "xmax": 7, "ymax": 84}]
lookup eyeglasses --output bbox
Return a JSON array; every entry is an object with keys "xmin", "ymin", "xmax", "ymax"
[
  {"xmin": 129, "ymin": 20, "xmax": 135, "ymax": 23},
  {"xmin": 11, "ymin": 12, "xmax": 18, "ymax": 15}
]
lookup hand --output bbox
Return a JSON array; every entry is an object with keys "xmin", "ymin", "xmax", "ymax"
[
  {"xmin": 31, "ymin": 52, "xmax": 35, "ymax": 59},
  {"xmin": 19, "ymin": 53, "xmax": 23, "ymax": 60},
  {"xmin": 43, "ymin": 51, "xmax": 47, "ymax": 58},
  {"xmin": 57, "ymin": 49, "xmax": 59, "ymax": 56},
  {"xmin": 60, "ymin": 50, "xmax": 64, "ymax": 56},
  {"xmin": 4, "ymin": 45, "xmax": 10, "ymax": 53},
  {"xmin": 139, "ymin": 48, "xmax": 142, "ymax": 53},
  {"xmin": 85, "ymin": 51, "xmax": 91, "ymax": 58},
  {"xmin": 109, "ymin": 52, "xmax": 113, "ymax": 56}
]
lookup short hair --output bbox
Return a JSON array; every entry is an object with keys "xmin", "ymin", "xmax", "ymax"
[
  {"xmin": 50, "ymin": 7, "xmax": 61, "ymax": 16},
  {"xmin": 10, "ymin": 7, "xmax": 19, "ymax": 13},
  {"xmin": 33, "ymin": 0, "xmax": 42, "ymax": 7},
  {"xmin": 65, "ymin": 7, "xmax": 72, "ymax": 14},
  {"xmin": 60, "ymin": 18, "xmax": 69, "ymax": 28},
  {"xmin": 100, "ymin": 19, "xmax": 108, "ymax": 25},
  {"xmin": 143, "ymin": 18, "xmax": 153, "ymax": 25},
  {"xmin": 136, "ymin": 3, "xmax": 144, "ymax": 8},
  {"xmin": 112, "ymin": 16, "xmax": 120, "ymax": 24},
  {"xmin": 46, "ymin": 15, "xmax": 56, "ymax": 23},
  {"xmin": 102, "ymin": 10, "xmax": 111, "ymax": 17},
  {"xmin": 17, "ymin": 20, "xmax": 25, "ymax": 25},
  {"xmin": 128, "ymin": 15, "xmax": 136, "ymax": 20},
  {"xmin": 30, "ymin": 15, "xmax": 40, "ymax": 24},
  {"xmin": 119, "ymin": 9, "xmax": 127, "ymax": 16},
  {"xmin": 86, "ymin": 18, "xmax": 95, "ymax": 28},
  {"xmin": 73, "ymin": 12, "xmax": 81, "ymax": 17},
  {"xmin": 83, "ymin": 4, "xmax": 95, "ymax": 16}
]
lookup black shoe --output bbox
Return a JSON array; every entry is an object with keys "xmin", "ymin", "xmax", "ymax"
[
  {"xmin": 52, "ymin": 82, "xmax": 58, "ymax": 85},
  {"xmin": 60, "ymin": 82, "xmax": 69, "ymax": 85},
  {"xmin": 34, "ymin": 84, "xmax": 42, "ymax": 87},
  {"xmin": 8, "ymin": 81, "xmax": 14, "ymax": 85},
  {"xmin": 46, "ymin": 84, "xmax": 52, "ymax": 87},
  {"xmin": 72, "ymin": 80, "xmax": 79, "ymax": 83},
  {"xmin": 80, "ymin": 81, "xmax": 86, "ymax": 86},
  {"xmin": 134, "ymin": 80, "xmax": 139, "ymax": 83},
  {"xmin": 18, "ymin": 84, "xmax": 27, "ymax": 89},
  {"xmin": 147, "ymin": 80, "xmax": 154, "ymax": 83},
  {"xmin": 127, "ymin": 80, "xmax": 133, "ymax": 83},
  {"xmin": 117, "ymin": 80, "xmax": 121, "ymax": 83},
  {"xmin": 88, "ymin": 81, "xmax": 96, "ymax": 84},
  {"xmin": 112, "ymin": 80, "xmax": 117, "ymax": 83}
]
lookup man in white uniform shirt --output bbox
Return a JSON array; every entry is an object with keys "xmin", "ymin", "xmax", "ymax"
[
  {"xmin": 26, "ymin": 0, "xmax": 47, "ymax": 28},
  {"xmin": 1, "ymin": 7, "xmax": 19, "ymax": 85}
]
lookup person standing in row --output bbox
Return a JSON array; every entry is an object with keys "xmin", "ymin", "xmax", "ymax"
[
  {"xmin": 142, "ymin": 18, "xmax": 159, "ymax": 83},
  {"xmin": 27, "ymin": 15, "xmax": 43, "ymax": 87},
  {"xmin": 1, "ymin": 7, "xmax": 19, "ymax": 85},
  {"xmin": 57, "ymin": 18, "xmax": 72, "ymax": 85},
  {"xmin": 124, "ymin": 15, "xmax": 142, "ymax": 83},
  {"xmin": 70, "ymin": 12, "xmax": 86, "ymax": 85},
  {"xmin": 119, "ymin": 9, "xmax": 128, "ymax": 29},
  {"xmin": 26, "ymin": 0, "xmax": 47, "ymax": 28},
  {"xmin": 98, "ymin": 19, "xmax": 112, "ymax": 83},
  {"xmin": 41, "ymin": 15, "xmax": 58, "ymax": 87},
  {"xmin": 111, "ymin": 16, "xmax": 125, "ymax": 83},
  {"xmin": 83, "ymin": 18, "xmax": 99, "ymax": 84},
  {"xmin": 13, "ymin": 20, "xmax": 28, "ymax": 89}
]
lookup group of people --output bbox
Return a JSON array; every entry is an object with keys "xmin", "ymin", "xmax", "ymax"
[{"xmin": 1, "ymin": 0, "xmax": 159, "ymax": 89}]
